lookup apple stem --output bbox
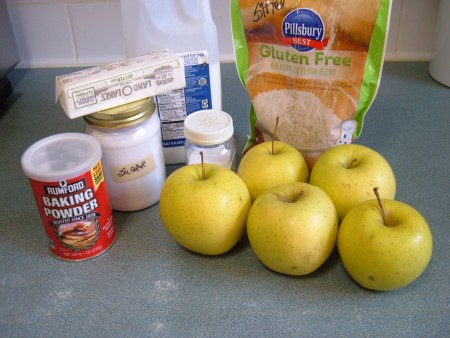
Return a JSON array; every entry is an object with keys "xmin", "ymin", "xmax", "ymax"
[
  {"xmin": 272, "ymin": 116, "xmax": 280, "ymax": 155},
  {"xmin": 200, "ymin": 151, "xmax": 206, "ymax": 180},
  {"xmin": 349, "ymin": 157, "xmax": 358, "ymax": 168},
  {"xmin": 293, "ymin": 190, "xmax": 305, "ymax": 203},
  {"xmin": 373, "ymin": 187, "xmax": 387, "ymax": 225}
]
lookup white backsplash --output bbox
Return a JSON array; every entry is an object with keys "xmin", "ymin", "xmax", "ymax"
[{"xmin": 5, "ymin": 0, "xmax": 441, "ymax": 68}]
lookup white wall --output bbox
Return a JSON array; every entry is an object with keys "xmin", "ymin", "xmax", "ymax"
[{"xmin": 5, "ymin": 0, "xmax": 441, "ymax": 68}]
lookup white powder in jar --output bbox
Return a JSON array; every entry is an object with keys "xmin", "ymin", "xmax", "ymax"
[
  {"xmin": 253, "ymin": 89, "xmax": 342, "ymax": 149},
  {"xmin": 84, "ymin": 98, "xmax": 166, "ymax": 212}
]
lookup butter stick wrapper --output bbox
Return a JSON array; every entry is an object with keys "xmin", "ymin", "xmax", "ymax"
[{"xmin": 55, "ymin": 49, "xmax": 186, "ymax": 119}]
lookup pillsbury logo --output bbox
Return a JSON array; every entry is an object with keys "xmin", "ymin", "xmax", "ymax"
[{"xmin": 281, "ymin": 8, "xmax": 327, "ymax": 52}]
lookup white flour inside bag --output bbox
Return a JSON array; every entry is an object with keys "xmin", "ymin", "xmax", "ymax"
[{"xmin": 231, "ymin": 0, "xmax": 392, "ymax": 168}]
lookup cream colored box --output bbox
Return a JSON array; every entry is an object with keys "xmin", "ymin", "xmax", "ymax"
[{"xmin": 55, "ymin": 50, "xmax": 185, "ymax": 119}]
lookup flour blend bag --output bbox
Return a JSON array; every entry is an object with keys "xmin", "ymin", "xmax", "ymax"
[{"xmin": 231, "ymin": 0, "xmax": 391, "ymax": 168}]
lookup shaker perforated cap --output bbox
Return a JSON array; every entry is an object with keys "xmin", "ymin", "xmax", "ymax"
[{"xmin": 184, "ymin": 110, "xmax": 234, "ymax": 146}]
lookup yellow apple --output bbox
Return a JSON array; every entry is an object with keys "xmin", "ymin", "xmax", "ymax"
[
  {"xmin": 247, "ymin": 182, "xmax": 338, "ymax": 275},
  {"xmin": 238, "ymin": 141, "xmax": 309, "ymax": 202},
  {"xmin": 310, "ymin": 144, "xmax": 396, "ymax": 221},
  {"xmin": 159, "ymin": 163, "xmax": 251, "ymax": 255},
  {"xmin": 338, "ymin": 197, "xmax": 433, "ymax": 291}
]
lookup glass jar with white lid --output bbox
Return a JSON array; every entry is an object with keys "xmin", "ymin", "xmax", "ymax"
[{"xmin": 184, "ymin": 109, "xmax": 236, "ymax": 171}]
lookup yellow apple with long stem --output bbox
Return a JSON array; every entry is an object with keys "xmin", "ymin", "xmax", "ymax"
[
  {"xmin": 338, "ymin": 188, "xmax": 433, "ymax": 291},
  {"xmin": 238, "ymin": 117, "xmax": 309, "ymax": 202},
  {"xmin": 159, "ymin": 152, "xmax": 251, "ymax": 255}
]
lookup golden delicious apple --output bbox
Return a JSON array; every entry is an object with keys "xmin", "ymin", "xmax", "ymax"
[
  {"xmin": 159, "ymin": 163, "xmax": 251, "ymax": 255},
  {"xmin": 338, "ymin": 196, "xmax": 433, "ymax": 291},
  {"xmin": 310, "ymin": 144, "xmax": 396, "ymax": 220},
  {"xmin": 238, "ymin": 141, "xmax": 309, "ymax": 202},
  {"xmin": 247, "ymin": 182, "xmax": 338, "ymax": 275}
]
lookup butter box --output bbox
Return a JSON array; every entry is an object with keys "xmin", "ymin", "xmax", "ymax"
[{"xmin": 55, "ymin": 49, "xmax": 185, "ymax": 119}]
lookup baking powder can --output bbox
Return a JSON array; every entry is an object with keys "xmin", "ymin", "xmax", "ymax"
[{"xmin": 21, "ymin": 133, "xmax": 117, "ymax": 261}]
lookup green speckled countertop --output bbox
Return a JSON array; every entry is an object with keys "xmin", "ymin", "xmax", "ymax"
[{"xmin": 0, "ymin": 63, "xmax": 449, "ymax": 337}]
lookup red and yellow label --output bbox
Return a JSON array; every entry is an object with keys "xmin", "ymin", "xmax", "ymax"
[{"xmin": 29, "ymin": 160, "xmax": 116, "ymax": 261}]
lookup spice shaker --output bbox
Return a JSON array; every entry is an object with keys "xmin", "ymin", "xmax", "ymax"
[
  {"xmin": 84, "ymin": 97, "xmax": 166, "ymax": 211},
  {"xmin": 184, "ymin": 109, "xmax": 236, "ymax": 170}
]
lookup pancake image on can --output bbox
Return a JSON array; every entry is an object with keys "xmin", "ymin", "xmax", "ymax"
[{"xmin": 57, "ymin": 219, "xmax": 99, "ymax": 251}]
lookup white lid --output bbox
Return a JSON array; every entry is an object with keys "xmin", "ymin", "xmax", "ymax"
[
  {"xmin": 184, "ymin": 110, "xmax": 234, "ymax": 145},
  {"xmin": 21, "ymin": 133, "xmax": 102, "ymax": 182}
]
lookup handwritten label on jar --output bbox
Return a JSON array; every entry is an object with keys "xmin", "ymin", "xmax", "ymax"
[{"xmin": 110, "ymin": 155, "xmax": 156, "ymax": 183}]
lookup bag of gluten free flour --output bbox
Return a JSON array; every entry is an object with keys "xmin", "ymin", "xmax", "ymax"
[{"xmin": 231, "ymin": 0, "xmax": 391, "ymax": 168}]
